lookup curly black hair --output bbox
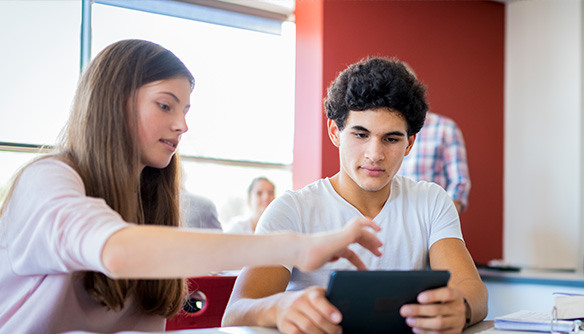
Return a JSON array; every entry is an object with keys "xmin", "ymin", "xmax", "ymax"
[{"xmin": 324, "ymin": 57, "xmax": 428, "ymax": 136}]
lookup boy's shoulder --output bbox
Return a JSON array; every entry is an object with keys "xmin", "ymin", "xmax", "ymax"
[
  {"xmin": 271, "ymin": 178, "xmax": 338, "ymax": 212},
  {"xmin": 393, "ymin": 175, "xmax": 447, "ymax": 196},
  {"xmin": 282, "ymin": 178, "xmax": 331, "ymax": 198}
]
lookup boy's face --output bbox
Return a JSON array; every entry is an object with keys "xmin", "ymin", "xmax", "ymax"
[{"xmin": 328, "ymin": 108, "xmax": 415, "ymax": 193}]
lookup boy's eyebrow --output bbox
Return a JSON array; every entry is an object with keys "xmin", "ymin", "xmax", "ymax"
[
  {"xmin": 350, "ymin": 125, "xmax": 406, "ymax": 137},
  {"xmin": 350, "ymin": 125, "xmax": 370, "ymax": 133},
  {"xmin": 385, "ymin": 131, "xmax": 406, "ymax": 137}
]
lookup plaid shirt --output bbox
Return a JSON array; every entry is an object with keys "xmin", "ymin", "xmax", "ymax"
[{"xmin": 398, "ymin": 112, "xmax": 471, "ymax": 211}]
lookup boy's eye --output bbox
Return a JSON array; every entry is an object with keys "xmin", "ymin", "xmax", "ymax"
[
  {"xmin": 354, "ymin": 132, "xmax": 368, "ymax": 139},
  {"xmin": 385, "ymin": 137, "xmax": 399, "ymax": 143}
]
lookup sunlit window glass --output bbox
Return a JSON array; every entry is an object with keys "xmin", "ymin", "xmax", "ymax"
[
  {"xmin": 0, "ymin": 1, "xmax": 80, "ymax": 200},
  {"xmin": 181, "ymin": 159, "xmax": 291, "ymax": 225},
  {"xmin": 92, "ymin": 4, "xmax": 295, "ymax": 164},
  {"xmin": 91, "ymin": 3, "xmax": 295, "ymax": 226},
  {"xmin": 0, "ymin": 1, "xmax": 80, "ymax": 146}
]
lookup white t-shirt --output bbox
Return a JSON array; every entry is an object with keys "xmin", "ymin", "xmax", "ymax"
[
  {"xmin": 255, "ymin": 176, "xmax": 462, "ymax": 291},
  {"xmin": 0, "ymin": 159, "xmax": 165, "ymax": 334}
]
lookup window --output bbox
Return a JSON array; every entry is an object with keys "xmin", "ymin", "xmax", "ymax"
[
  {"xmin": 0, "ymin": 0, "xmax": 81, "ymax": 202},
  {"xmin": 0, "ymin": 0, "xmax": 296, "ymax": 227}
]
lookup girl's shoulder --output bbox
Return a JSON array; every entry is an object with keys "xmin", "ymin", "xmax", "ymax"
[
  {"xmin": 23, "ymin": 156, "xmax": 76, "ymax": 176},
  {"xmin": 27, "ymin": 155, "xmax": 71, "ymax": 169},
  {"xmin": 18, "ymin": 156, "xmax": 84, "ymax": 193}
]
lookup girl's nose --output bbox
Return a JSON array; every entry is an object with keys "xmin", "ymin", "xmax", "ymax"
[{"xmin": 174, "ymin": 114, "xmax": 188, "ymax": 134}]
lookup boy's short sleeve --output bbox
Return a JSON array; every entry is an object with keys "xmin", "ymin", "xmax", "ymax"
[{"xmin": 254, "ymin": 190, "xmax": 302, "ymax": 272}]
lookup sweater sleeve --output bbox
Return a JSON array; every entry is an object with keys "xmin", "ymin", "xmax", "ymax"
[
  {"xmin": 3, "ymin": 159, "xmax": 131, "ymax": 277},
  {"xmin": 441, "ymin": 120, "xmax": 471, "ymax": 210}
]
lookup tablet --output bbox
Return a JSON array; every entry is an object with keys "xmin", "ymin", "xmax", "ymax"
[{"xmin": 325, "ymin": 270, "xmax": 450, "ymax": 334}]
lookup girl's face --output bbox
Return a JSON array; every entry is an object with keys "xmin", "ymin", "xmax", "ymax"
[{"xmin": 135, "ymin": 76, "xmax": 192, "ymax": 170}]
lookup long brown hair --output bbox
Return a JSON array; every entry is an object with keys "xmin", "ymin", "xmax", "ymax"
[{"xmin": 1, "ymin": 39, "xmax": 195, "ymax": 317}]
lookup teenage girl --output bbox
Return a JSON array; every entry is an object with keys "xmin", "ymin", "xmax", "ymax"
[{"xmin": 0, "ymin": 39, "xmax": 382, "ymax": 333}]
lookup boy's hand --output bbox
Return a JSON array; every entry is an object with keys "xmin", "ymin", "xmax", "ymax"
[
  {"xmin": 400, "ymin": 286, "xmax": 467, "ymax": 334},
  {"xmin": 275, "ymin": 286, "xmax": 343, "ymax": 334}
]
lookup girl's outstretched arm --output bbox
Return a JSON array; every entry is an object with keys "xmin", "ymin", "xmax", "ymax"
[{"xmin": 101, "ymin": 217, "xmax": 382, "ymax": 279}]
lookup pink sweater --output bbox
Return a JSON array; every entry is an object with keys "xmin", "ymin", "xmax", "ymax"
[{"xmin": 0, "ymin": 159, "xmax": 165, "ymax": 333}]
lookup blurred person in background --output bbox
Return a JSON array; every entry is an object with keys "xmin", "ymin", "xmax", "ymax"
[
  {"xmin": 180, "ymin": 190, "xmax": 222, "ymax": 231},
  {"xmin": 227, "ymin": 177, "xmax": 275, "ymax": 234}
]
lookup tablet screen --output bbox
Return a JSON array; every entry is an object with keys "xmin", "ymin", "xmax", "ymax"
[{"xmin": 325, "ymin": 270, "xmax": 450, "ymax": 334}]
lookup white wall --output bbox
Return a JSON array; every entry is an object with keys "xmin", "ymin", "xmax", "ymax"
[
  {"xmin": 485, "ymin": 279, "xmax": 584, "ymax": 319},
  {"xmin": 504, "ymin": 0, "xmax": 583, "ymax": 270}
]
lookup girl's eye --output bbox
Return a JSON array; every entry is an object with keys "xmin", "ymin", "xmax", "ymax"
[{"xmin": 159, "ymin": 103, "xmax": 170, "ymax": 111}]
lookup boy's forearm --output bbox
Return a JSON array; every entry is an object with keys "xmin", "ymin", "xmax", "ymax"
[
  {"xmin": 223, "ymin": 293, "xmax": 282, "ymax": 327},
  {"xmin": 456, "ymin": 278, "xmax": 489, "ymax": 325}
]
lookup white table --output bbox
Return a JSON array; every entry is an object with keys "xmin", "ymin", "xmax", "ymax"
[
  {"xmin": 63, "ymin": 328, "xmax": 277, "ymax": 334},
  {"xmin": 64, "ymin": 321, "xmax": 524, "ymax": 334}
]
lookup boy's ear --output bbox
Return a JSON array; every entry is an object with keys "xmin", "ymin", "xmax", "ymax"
[
  {"xmin": 404, "ymin": 134, "xmax": 417, "ymax": 156},
  {"xmin": 327, "ymin": 119, "xmax": 341, "ymax": 147}
]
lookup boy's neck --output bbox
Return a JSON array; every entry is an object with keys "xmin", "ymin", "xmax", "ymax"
[{"xmin": 329, "ymin": 173, "xmax": 392, "ymax": 219}]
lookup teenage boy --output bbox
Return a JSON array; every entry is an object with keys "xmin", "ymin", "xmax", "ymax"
[{"xmin": 222, "ymin": 57, "xmax": 488, "ymax": 334}]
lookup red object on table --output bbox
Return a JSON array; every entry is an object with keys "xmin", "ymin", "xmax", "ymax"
[{"xmin": 166, "ymin": 275, "xmax": 237, "ymax": 330}]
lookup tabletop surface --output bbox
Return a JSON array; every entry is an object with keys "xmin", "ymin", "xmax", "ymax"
[{"xmin": 63, "ymin": 320, "xmax": 526, "ymax": 334}]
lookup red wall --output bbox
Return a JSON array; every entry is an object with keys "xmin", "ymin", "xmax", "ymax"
[
  {"xmin": 293, "ymin": 0, "xmax": 325, "ymax": 188},
  {"xmin": 294, "ymin": 1, "xmax": 504, "ymax": 264}
]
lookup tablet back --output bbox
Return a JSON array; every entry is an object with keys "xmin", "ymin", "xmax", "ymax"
[{"xmin": 325, "ymin": 270, "xmax": 450, "ymax": 334}]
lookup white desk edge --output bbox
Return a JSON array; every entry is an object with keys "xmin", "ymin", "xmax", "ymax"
[{"xmin": 63, "ymin": 320, "xmax": 529, "ymax": 334}]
